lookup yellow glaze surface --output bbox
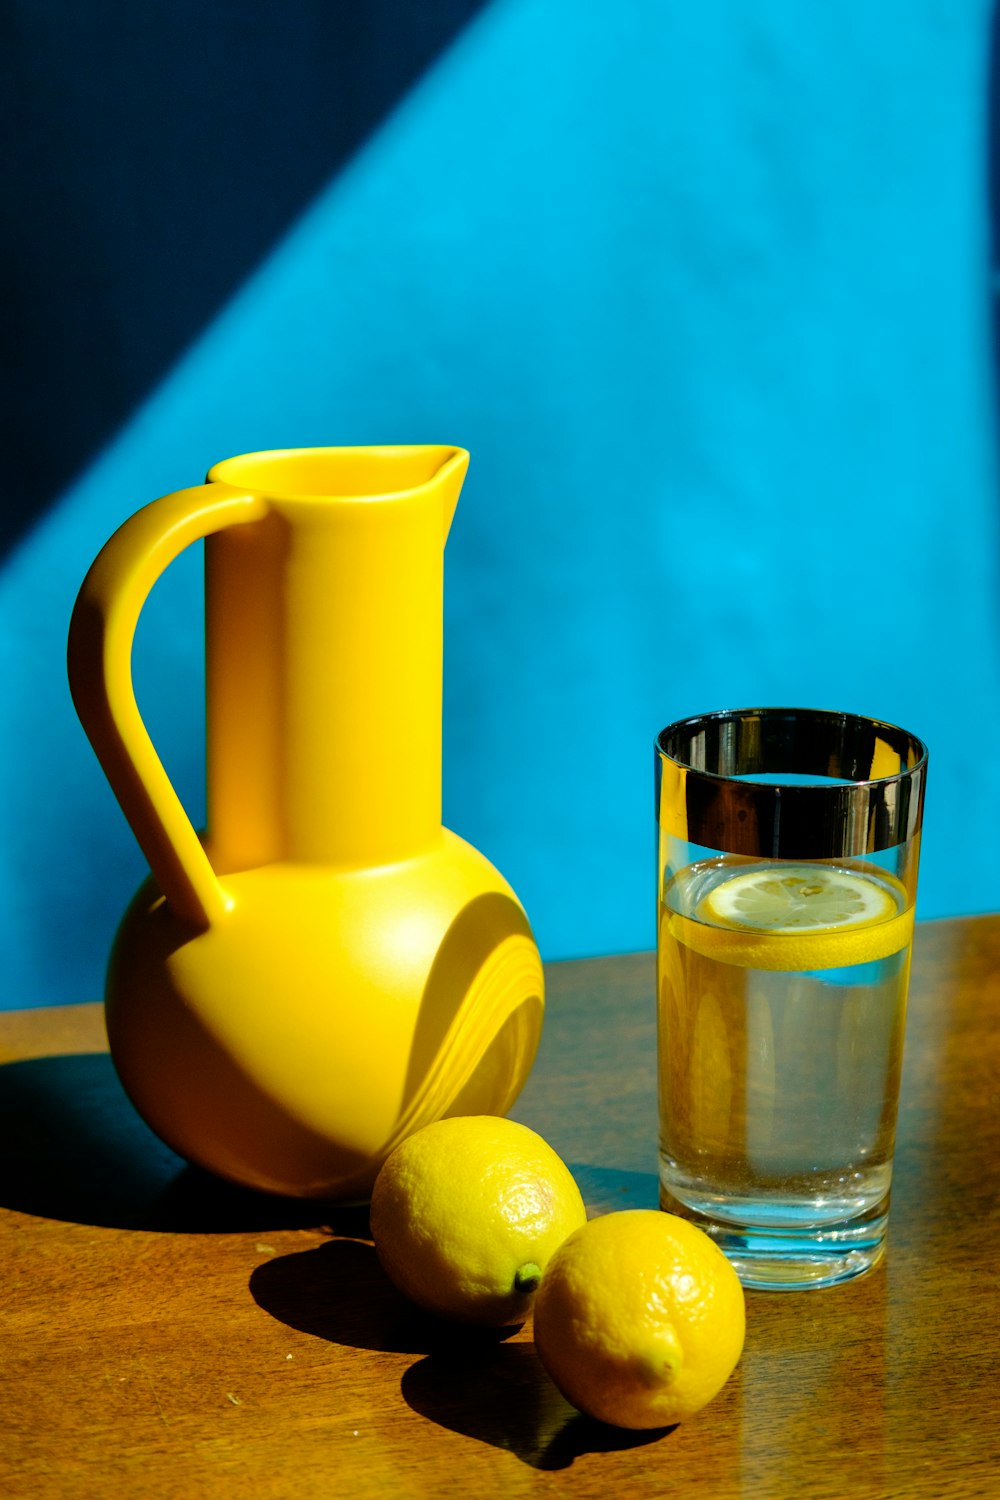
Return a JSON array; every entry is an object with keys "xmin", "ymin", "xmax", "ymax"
[{"xmin": 68, "ymin": 447, "xmax": 543, "ymax": 1198}]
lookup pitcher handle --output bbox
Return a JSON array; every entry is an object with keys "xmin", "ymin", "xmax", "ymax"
[{"xmin": 67, "ymin": 484, "xmax": 269, "ymax": 929}]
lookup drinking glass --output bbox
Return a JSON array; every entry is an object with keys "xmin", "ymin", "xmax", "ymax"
[{"xmin": 655, "ymin": 708, "xmax": 927, "ymax": 1290}]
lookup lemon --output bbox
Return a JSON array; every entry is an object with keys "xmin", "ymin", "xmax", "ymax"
[
  {"xmin": 533, "ymin": 1210, "xmax": 745, "ymax": 1429},
  {"xmin": 369, "ymin": 1116, "xmax": 587, "ymax": 1326},
  {"xmin": 668, "ymin": 859, "xmax": 912, "ymax": 972}
]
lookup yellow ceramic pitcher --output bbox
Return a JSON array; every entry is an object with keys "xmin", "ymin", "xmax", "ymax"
[{"xmin": 68, "ymin": 446, "xmax": 544, "ymax": 1199}]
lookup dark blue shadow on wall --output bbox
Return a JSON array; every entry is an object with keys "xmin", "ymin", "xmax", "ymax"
[{"xmin": 2, "ymin": 0, "xmax": 491, "ymax": 552}]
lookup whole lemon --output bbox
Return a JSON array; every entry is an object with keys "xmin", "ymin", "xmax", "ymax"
[
  {"xmin": 533, "ymin": 1209, "xmax": 745, "ymax": 1428},
  {"xmin": 369, "ymin": 1116, "xmax": 587, "ymax": 1326}
]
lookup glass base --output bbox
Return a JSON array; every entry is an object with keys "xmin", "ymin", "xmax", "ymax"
[{"xmin": 659, "ymin": 1183, "xmax": 889, "ymax": 1290}]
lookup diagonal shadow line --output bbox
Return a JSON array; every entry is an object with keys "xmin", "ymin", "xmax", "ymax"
[{"xmin": 1, "ymin": 0, "xmax": 496, "ymax": 556}]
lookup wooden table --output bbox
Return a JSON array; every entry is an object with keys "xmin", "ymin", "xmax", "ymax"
[{"xmin": 1, "ymin": 917, "xmax": 998, "ymax": 1498}]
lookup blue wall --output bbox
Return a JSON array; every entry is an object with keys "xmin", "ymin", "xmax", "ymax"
[{"xmin": 3, "ymin": 0, "xmax": 999, "ymax": 1007}]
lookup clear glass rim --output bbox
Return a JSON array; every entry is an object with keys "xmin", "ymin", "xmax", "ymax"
[
  {"xmin": 656, "ymin": 706, "xmax": 927, "ymax": 788},
  {"xmin": 655, "ymin": 706, "xmax": 927, "ymax": 858}
]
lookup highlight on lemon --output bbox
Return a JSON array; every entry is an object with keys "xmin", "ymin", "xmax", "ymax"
[
  {"xmin": 668, "ymin": 858, "xmax": 913, "ymax": 972},
  {"xmin": 532, "ymin": 1209, "xmax": 746, "ymax": 1430},
  {"xmin": 369, "ymin": 1115, "xmax": 587, "ymax": 1326}
]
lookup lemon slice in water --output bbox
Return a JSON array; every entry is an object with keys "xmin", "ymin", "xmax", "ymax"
[
  {"xmin": 703, "ymin": 865, "xmax": 895, "ymax": 932},
  {"xmin": 669, "ymin": 861, "xmax": 913, "ymax": 972}
]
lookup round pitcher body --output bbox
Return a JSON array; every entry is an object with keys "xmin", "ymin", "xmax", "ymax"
[{"xmin": 107, "ymin": 833, "xmax": 544, "ymax": 1199}]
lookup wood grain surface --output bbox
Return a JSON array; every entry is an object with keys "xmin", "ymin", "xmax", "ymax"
[{"xmin": 1, "ymin": 918, "xmax": 998, "ymax": 1498}]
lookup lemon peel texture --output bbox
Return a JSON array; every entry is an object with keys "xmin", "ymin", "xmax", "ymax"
[
  {"xmin": 370, "ymin": 1115, "xmax": 587, "ymax": 1326},
  {"xmin": 533, "ymin": 1209, "xmax": 745, "ymax": 1429}
]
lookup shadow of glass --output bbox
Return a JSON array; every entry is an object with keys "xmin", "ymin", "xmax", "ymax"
[
  {"xmin": 568, "ymin": 1164, "xmax": 660, "ymax": 1215},
  {"xmin": 0, "ymin": 1051, "xmax": 345, "ymax": 1232}
]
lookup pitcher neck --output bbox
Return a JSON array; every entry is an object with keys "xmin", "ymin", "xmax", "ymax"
[{"xmin": 203, "ymin": 458, "xmax": 463, "ymax": 872}]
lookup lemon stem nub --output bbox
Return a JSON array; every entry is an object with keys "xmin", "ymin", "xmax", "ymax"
[
  {"xmin": 514, "ymin": 1262, "xmax": 542, "ymax": 1294},
  {"xmin": 636, "ymin": 1328, "xmax": 684, "ymax": 1388}
]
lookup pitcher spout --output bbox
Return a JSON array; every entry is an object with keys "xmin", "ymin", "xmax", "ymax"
[{"xmin": 435, "ymin": 446, "xmax": 469, "ymax": 540}]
